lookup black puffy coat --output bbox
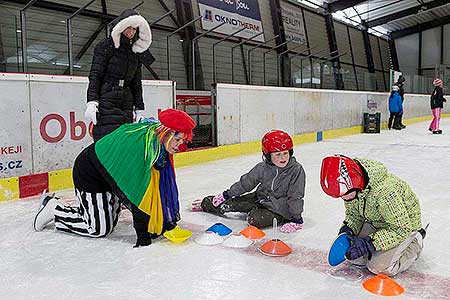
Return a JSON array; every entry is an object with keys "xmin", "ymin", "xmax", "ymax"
[
  {"xmin": 431, "ymin": 86, "xmax": 446, "ymax": 109},
  {"xmin": 87, "ymin": 9, "xmax": 152, "ymax": 141}
]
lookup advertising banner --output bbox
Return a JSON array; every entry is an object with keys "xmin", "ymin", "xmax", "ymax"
[
  {"xmin": 280, "ymin": 1, "xmax": 306, "ymax": 45},
  {"xmin": 198, "ymin": 0, "xmax": 265, "ymax": 42},
  {"xmin": 0, "ymin": 74, "xmax": 33, "ymax": 178}
]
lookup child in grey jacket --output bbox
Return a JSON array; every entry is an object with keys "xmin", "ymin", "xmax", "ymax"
[{"xmin": 200, "ymin": 130, "xmax": 306, "ymax": 233}]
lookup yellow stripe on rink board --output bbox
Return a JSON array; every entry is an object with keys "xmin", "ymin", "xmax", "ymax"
[
  {"xmin": 175, "ymin": 131, "xmax": 319, "ymax": 168},
  {"xmin": 0, "ymin": 177, "xmax": 19, "ymax": 202},
  {"xmin": 48, "ymin": 169, "xmax": 73, "ymax": 192},
  {"xmin": 293, "ymin": 132, "xmax": 317, "ymax": 145},
  {"xmin": 323, "ymin": 125, "xmax": 363, "ymax": 140}
]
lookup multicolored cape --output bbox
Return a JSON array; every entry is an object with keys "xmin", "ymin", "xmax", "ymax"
[{"xmin": 94, "ymin": 121, "xmax": 180, "ymax": 234}]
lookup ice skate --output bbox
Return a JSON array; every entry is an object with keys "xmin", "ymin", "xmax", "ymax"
[{"xmin": 33, "ymin": 190, "xmax": 59, "ymax": 231}]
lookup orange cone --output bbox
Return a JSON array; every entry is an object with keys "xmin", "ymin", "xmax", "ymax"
[
  {"xmin": 259, "ymin": 238, "xmax": 292, "ymax": 257},
  {"xmin": 240, "ymin": 226, "xmax": 265, "ymax": 240},
  {"xmin": 362, "ymin": 274, "xmax": 404, "ymax": 296}
]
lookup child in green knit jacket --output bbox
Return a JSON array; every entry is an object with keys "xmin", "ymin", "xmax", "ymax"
[{"xmin": 320, "ymin": 155, "xmax": 425, "ymax": 276}]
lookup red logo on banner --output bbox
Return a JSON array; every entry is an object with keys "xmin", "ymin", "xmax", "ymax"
[{"xmin": 40, "ymin": 112, "xmax": 90, "ymax": 143}]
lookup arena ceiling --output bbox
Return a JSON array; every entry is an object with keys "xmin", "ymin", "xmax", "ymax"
[{"xmin": 296, "ymin": 0, "xmax": 450, "ymax": 38}]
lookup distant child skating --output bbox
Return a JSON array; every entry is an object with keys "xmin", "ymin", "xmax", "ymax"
[
  {"xmin": 388, "ymin": 85, "xmax": 403, "ymax": 130},
  {"xmin": 429, "ymin": 78, "xmax": 446, "ymax": 134}
]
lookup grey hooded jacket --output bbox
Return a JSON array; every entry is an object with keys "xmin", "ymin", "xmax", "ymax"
[{"xmin": 226, "ymin": 157, "xmax": 305, "ymax": 220}]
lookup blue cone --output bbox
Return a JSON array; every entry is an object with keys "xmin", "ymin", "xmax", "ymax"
[
  {"xmin": 328, "ymin": 233, "xmax": 351, "ymax": 266},
  {"xmin": 206, "ymin": 223, "xmax": 232, "ymax": 236}
]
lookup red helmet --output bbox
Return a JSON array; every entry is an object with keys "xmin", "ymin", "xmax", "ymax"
[
  {"xmin": 320, "ymin": 155, "xmax": 365, "ymax": 198},
  {"xmin": 261, "ymin": 130, "xmax": 293, "ymax": 155}
]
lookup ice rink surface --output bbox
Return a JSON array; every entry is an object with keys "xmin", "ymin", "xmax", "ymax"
[{"xmin": 1, "ymin": 119, "xmax": 450, "ymax": 300}]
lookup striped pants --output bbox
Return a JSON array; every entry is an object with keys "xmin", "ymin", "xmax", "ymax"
[{"xmin": 55, "ymin": 189, "xmax": 121, "ymax": 237}]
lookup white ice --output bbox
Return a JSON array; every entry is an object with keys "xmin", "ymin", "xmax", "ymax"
[{"xmin": 1, "ymin": 119, "xmax": 450, "ymax": 300}]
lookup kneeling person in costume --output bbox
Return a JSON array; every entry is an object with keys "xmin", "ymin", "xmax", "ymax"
[
  {"xmin": 34, "ymin": 109, "xmax": 196, "ymax": 247},
  {"xmin": 320, "ymin": 155, "xmax": 425, "ymax": 276},
  {"xmin": 200, "ymin": 130, "xmax": 305, "ymax": 233}
]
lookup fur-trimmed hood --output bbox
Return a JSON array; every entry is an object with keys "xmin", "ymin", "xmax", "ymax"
[{"xmin": 111, "ymin": 9, "xmax": 152, "ymax": 53}]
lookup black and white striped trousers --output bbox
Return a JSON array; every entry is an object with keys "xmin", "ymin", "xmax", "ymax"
[{"xmin": 55, "ymin": 189, "xmax": 121, "ymax": 237}]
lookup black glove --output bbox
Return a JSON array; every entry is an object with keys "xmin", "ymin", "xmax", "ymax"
[
  {"xmin": 164, "ymin": 222, "xmax": 177, "ymax": 232},
  {"xmin": 130, "ymin": 203, "xmax": 151, "ymax": 248},
  {"xmin": 134, "ymin": 232, "xmax": 152, "ymax": 248},
  {"xmin": 338, "ymin": 222, "xmax": 355, "ymax": 236},
  {"xmin": 345, "ymin": 236, "xmax": 375, "ymax": 260}
]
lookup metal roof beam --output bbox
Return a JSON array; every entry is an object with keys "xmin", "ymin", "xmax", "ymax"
[
  {"xmin": 391, "ymin": 14, "xmax": 450, "ymax": 39},
  {"xmin": 366, "ymin": 0, "xmax": 449, "ymax": 28},
  {"xmin": 328, "ymin": 0, "xmax": 367, "ymax": 13}
]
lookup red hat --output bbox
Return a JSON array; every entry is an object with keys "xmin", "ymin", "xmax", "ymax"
[
  {"xmin": 320, "ymin": 155, "xmax": 365, "ymax": 198},
  {"xmin": 158, "ymin": 109, "xmax": 196, "ymax": 141},
  {"xmin": 261, "ymin": 130, "xmax": 293, "ymax": 155}
]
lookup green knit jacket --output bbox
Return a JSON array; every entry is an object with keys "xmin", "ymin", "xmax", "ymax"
[{"xmin": 344, "ymin": 158, "xmax": 422, "ymax": 251}]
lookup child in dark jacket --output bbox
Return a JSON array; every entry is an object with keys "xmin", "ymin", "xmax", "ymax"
[
  {"xmin": 429, "ymin": 78, "xmax": 446, "ymax": 134},
  {"xmin": 199, "ymin": 130, "xmax": 306, "ymax": 233},
  {"xmin": 388, "ymin": 85, "xmax": 403, "ymax": 130}
]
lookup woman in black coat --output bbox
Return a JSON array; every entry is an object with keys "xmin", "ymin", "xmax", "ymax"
[{"xmin": 85, "ymin": 9, "xmax": 153, "ymax": 142}]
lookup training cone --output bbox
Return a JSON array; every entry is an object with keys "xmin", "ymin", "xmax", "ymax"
[
  {"xmin": 328, "ymin": 233, "xmax": 351, "ymax": 266},
  {"xmin": 163, "ymin": 226, "xmax": 192, "ymax": 244},
  {"xmin": 195, "ymin": 231, "xmax": 224, "ymax": 246},
  {"xmin": 206, "ymin": 223, "xmax": 232, "ymax": 236},
  {"xmin": 223, "ymin": 233, "xmax": 253, "ymax": 248},
  {"xmin": 240, "ymin": 226, "xmax": 265, "ymax": 240},
  {"xmin": 259, "ymin": 239, "xmax": 292, "ymax": 257},
  {"xmin": 362, "ymin": 274, "xmax": 404, "ymax": 296}
]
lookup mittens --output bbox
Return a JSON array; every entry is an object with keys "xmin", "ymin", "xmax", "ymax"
[
  {"xmin": 134, "ymin": 232, "xmax": 152, "ymax": 248},
  {"xmin": 85, "ymin": 101, "xmax": 98, "ymax": 125},
  {"xmin": 134, "ymin": 110, "xmax": 145, "ymax": 123},
  {"xmin": 280, "ymin": 222, "xmax": 303, "ymax": 233},
  {"xmin": 212, "ymin": 193, "xmax": 226, "ymax": 207},
  {"xmin": 345, "ymin": 236, "xmax": 375, "ymax": 260},
  {"xmin": 338, "ymin": 223, "xmax": 355, "ymax": 236}
]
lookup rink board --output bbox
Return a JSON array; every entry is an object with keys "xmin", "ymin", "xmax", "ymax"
[
  {"xmin": 0, "ymin": 73, "xmax": 33, "ymax": 178},
  {"xmin": 0, "ymin": 73, "xmax": 175, "ymax": 180},
  {"xmin": 215, "ymin": 83, "xmax": 431, "ymax": 146}
]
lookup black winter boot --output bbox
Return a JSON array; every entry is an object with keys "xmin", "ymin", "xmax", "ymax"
[{"xmin": 201, "ymin": 196, "xmax": 226, "ymax": 216}]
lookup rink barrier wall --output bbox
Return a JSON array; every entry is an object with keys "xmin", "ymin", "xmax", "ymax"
[
  {"xmin": 0, "ymin": 73, "xmax": 175, "ymax": 179},
  {"xmin": 215, "ymin": 83, "xmax": 437, "ymax": 146},
  {"xmin": 2, "ymin": 114, "xmax": 447, "ymax": 202}
]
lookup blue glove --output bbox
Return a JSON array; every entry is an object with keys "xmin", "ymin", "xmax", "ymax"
[
  {"xmin": 345, "ymin": 236, "xmax": 375, "ymax": 260},
  {"xmin": 339, "ymin": 223, "xmax": 355, "ymax": 236}
]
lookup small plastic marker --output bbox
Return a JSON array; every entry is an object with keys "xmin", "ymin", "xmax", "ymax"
[
  {"xmin": 240, "ymin": 225, "xmax": 265, "ymax": 240},
  {"xmin": 362, "ymin": 274, "xmax": 405, "ymax": 296}
]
